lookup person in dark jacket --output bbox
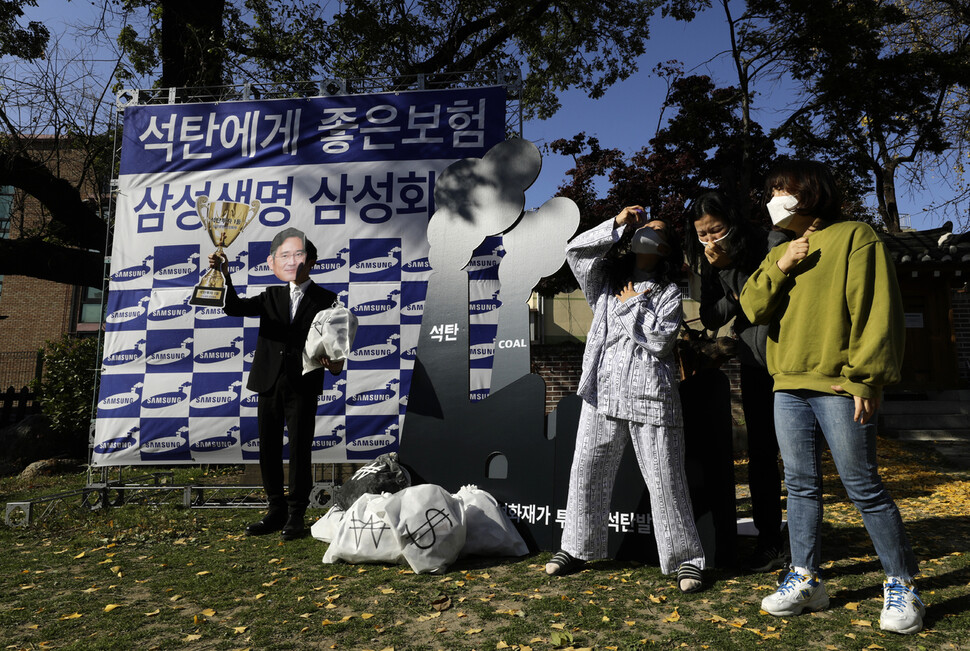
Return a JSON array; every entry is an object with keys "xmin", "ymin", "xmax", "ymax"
[
  {"xmin": 684, "ymin": 191, "xmax": 789, "ymax": 572},
  {"xmin": 209, "ymin": 227, "xmax": 342, "ymax": 540}
]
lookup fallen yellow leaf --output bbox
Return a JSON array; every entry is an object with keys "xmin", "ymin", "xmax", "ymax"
[
  {"xmin": 361, "ymin": 613, "xmax": 374, "ymax": 620},
  {"xmin": 196, "ymin": 571, "xmax": 210, "ymax": 576},
  {"xmin": 844, "ymin": 602, "xmax": 860, "ymax": 611},
  {"xmin": 466, "ymin": 628, "xmax": 483, "ymax": 635},
  {"xmin": 201, "ymin": 608, "xmax": 216, "ymax": 617},
  {"xmin": 233, "ymin": 626, "xmax": 247, "ymax": 634},
  {"xmin": 183, "ymin": 634, "xmax": 202, "ymax": 642},
  {"xmin": 103, "ymin": 604, "xmax": 122, "ymax": 612},
  {"xmin": 60, "ymin": 613, "xmax": 82, "ymax": 620},
  {"xmin": 851, "ymin": 619, "xmax": 873, "ymax": 627},
  {"xmin": 664, "ymin": 608, "xmax": 680, "ymax": 623},
  {"xmin": 144, "ymin": 609, "xmax": 160, "ymax": 617},
  {"xmin": 74, "ymin": 552, "xmax": 85, "ymax": 559}
]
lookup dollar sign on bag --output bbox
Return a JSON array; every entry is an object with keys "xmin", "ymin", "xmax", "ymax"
[{"xmin": 404, "ymin": 508, "xmax": 453, "ymax": 549}]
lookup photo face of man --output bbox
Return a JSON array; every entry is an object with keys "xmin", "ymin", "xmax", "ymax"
[{"xmin": 267, "ymin": 236, "xmax": 309, "ymax": 283}]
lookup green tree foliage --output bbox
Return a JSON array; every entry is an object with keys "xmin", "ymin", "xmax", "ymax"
[
  {"xmin": 114, "ymin": 0, "xmax": 663, "ymax": 119},
  {"xmin": 0, "ymin": 0, "xmax": 48, "ymax": 59},
  {"xmin": 744, "ymin": 0, "xmax": 970, "ymax": 232},
  {"xmin": 31, "ymin": 335, "xmax": 100, "ymax": 439}
]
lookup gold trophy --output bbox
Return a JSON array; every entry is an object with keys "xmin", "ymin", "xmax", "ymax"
[{"xmin": 189, "ymin": 196, "xmax": 261, "ymax": 307}]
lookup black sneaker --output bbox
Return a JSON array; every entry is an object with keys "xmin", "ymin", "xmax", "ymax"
[{"xmin": 745, "ymin": 543, "xmax": 789, "ymax": 573}]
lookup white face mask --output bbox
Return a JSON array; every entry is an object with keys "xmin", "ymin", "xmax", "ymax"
[
  {"xmin": 631, "ymin": 225, "xmax": 666, "ymax": 255},
  {"xmin": 767, "ymin": 194, "xmax": 799, "ymax": 229},
  {"xmin": 698, "ymin": 227, "xmax": 733, "ymax": 249}
]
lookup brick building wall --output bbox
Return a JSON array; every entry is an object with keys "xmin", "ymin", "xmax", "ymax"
[
  {"xmin": 531, "ymin": 342, "xmax": 585, "ymax": 414},
  {"xmin": 0, "ymin": 138, "xmax": 101, "ymax": 389},
  {"xmin": 953, "ymin": 286, "xmax": 970, "ymax": 383}
]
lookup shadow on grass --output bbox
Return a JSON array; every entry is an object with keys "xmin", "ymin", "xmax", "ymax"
[{"xmin": 923, "ymin": 568, "xmax": 970, "ymax": 627}]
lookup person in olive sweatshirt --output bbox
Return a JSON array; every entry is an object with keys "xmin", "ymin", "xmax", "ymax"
[{"xmin": 739, "ymin": 160, "xmax": 923, "ymax": 635}]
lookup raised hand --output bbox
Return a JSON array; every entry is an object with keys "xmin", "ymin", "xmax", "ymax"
[
  {"xmin": 704, "ymin": 242, "xmax": 732, "ymax": 268},
  {"xmin": 777, "ymin": 218, "xmax": 822, "ymax": 274},
  {"xmin": 614, "ymin": 205, "xmax": 647, "ymax": 229},
  {"xmin": 616, "ymin": 281, "xmax": 645, "ymax": 303},
  {"xmin": 208, "ymin": 252, "xmax": 229, "ymax": 274}
]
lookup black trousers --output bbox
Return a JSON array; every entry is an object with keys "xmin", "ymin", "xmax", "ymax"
[
  {"xmin": 740, "ymin": 363, "xmax": 783, "ymax": 547},
  {"xmin": 256, "ymin": 372, "xmax": 317, "ymax": 514}
]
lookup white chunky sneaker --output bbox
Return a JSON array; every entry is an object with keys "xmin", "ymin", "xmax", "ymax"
[
  {"xmin": 761, "ymin": 567, "xmax": 830, "ymax": 616},
  {"xmin": 879, "ymin": 577, "xmax": 925, "ymax": 634}
]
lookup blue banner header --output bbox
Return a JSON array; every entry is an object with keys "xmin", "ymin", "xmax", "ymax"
[{"xmin": 121, "ymin": 86, "xmax": 506, "ymax": 175}]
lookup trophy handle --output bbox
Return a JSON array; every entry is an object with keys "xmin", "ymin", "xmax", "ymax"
[
  {"xmin": 243, "ymin": 199, "xmax": 261, "ymax": 229},
  {"xmin": 196, "ymin": 195, "xmax": 211, "ymax": 229}
]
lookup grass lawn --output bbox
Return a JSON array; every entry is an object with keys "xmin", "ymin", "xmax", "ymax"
[{"xmin": 1, "ymin": 438, "xmax": 968, "ymax": 650}]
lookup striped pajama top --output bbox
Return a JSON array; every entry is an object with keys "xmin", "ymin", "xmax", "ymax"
[{"xmin": 566, "ymin": 218, "xmax": 683, "ymax": 426}]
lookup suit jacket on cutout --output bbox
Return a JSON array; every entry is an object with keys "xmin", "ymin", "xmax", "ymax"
[{"xmin": 223, "ymin": 276, "xmax": 338, "ymax": 394}]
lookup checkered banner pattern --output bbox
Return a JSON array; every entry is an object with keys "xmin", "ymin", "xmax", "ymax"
[{"xmin": 92, "ymin": 86, "xmax": 507, "ymax": 467}]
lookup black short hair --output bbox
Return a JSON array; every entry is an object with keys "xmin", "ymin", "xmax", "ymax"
[
  {"xmin": 764, "ymin": 159, "xmax": 842, "ymax": 222},
  {"xmin": 270, "ymin": 227, "xmax": 306, "ymax": 257}
]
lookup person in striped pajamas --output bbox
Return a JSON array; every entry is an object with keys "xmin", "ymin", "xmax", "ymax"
[{"xmin": 546, "ymin": 205, "xmax": 707, "ymax": 593}]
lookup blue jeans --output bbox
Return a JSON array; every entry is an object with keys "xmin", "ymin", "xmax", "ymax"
[{"xmin": 774, "ymin": 390, "xmax": 918, "ymax": 580}]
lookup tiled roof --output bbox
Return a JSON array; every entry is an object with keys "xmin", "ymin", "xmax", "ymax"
[{"xmin": 878, "ymin": 221, "xmax": 970, "ymax": 264}]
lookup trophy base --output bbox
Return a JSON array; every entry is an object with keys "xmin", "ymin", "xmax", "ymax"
[{"xmin": 190, "ymin": 285, "xmax": 226, "ymax": 307}]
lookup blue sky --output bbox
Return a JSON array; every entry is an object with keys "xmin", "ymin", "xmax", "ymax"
[
  {"xmin": 23, "ymin": 1, "xmax": 952, "ymax": 231},
  {"xmin": 523, "ymin": 5, "xmax": 949, "ymax": 231}
]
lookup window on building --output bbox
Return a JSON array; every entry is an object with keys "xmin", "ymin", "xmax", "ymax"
[
  {"xmin": 76, "ymin": 286, "xmax": 105, "ymax": 331},
  {"xmin": 0, "ymin": 185, "xmax": 12, "ymax": 302}
]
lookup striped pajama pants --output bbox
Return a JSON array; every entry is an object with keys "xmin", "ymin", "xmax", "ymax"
[{"xmin": 560, "ymin": 400, "xmax": 706, "ymax": 575}]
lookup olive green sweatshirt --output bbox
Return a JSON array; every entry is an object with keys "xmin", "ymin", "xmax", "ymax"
[{"xmin": 739, "ymin": 221, "xmax": 904, "ymax": 400}]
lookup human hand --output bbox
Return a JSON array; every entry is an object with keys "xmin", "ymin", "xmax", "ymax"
[
  {"xmin": 777, "ymin": 237, "xmax": 810, "ymax": 274},
  {"xmin": 319, "ymin": 355, "xmax": 345, "ymax": 375},
  {"xmin": 208, "ymin": 252, "xmax": 229, "ymax": 274},
  {"xmin": 616, "ymin": 281, "xmax": 644, "ymax": 303},
  {"xmin": 831, "ymin": 384, "xmax": 880, "ymax": 424},
  {"xmin": 614, "ymin": 205, "xmax": 647, "ymax": 229},
  {"xmin": 704, "ymin": 242, "xmax": 733, "ymax": 268}
]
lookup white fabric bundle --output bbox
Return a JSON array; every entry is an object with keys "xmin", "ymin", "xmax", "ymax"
[
  {"xmin": 454, "ymin": 484, "xmax": 529, "ymax": 558},
  {"xmin": 302, "ymin": 302, "xmax": 358, "ymax": 374},
  {"xmin": 321, "ymin": 493, "xmax": 402, "ymax": 565}
]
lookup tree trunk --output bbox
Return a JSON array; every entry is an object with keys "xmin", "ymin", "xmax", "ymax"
[{"xmin": 880, "ymin": 162, "xmax": 901, "ymax": 233}]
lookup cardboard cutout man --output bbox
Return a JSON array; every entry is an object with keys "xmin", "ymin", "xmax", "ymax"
[{"xmin": 210, "ymin": 227, "xmax": 341, "ymax": 540}]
